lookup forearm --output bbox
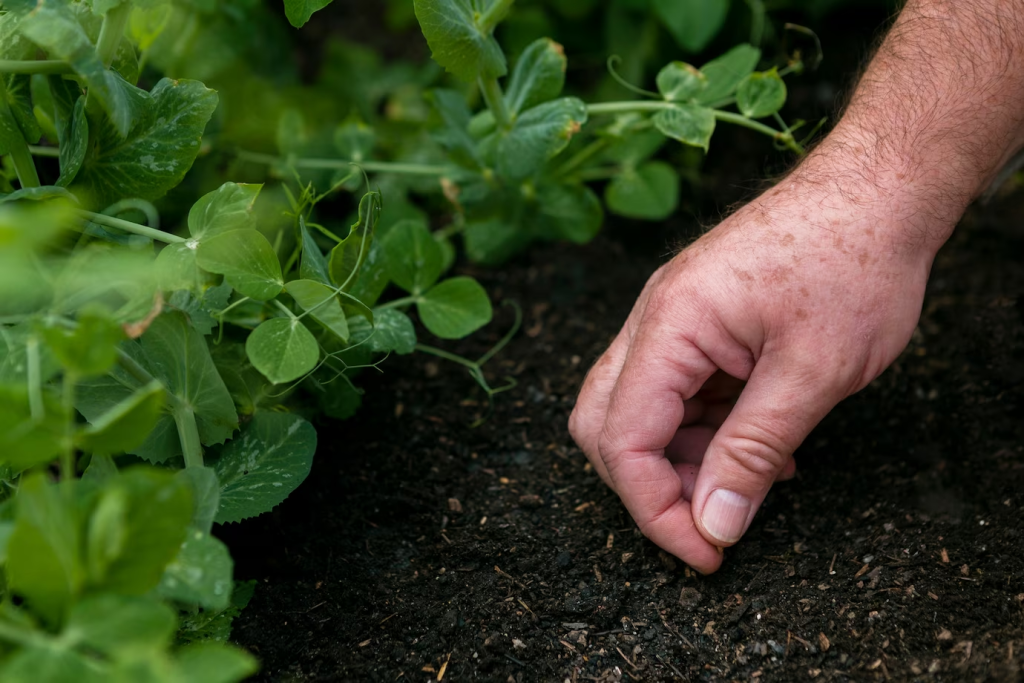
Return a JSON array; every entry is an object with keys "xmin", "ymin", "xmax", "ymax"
[{"xmin": 793, "ymin": 0, "xmax": 1024, "ymax": 253}]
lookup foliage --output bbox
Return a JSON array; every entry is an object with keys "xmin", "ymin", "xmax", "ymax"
[{"xmin": 0, "ymin": 0, "xmax": 823, "ymax": 679}]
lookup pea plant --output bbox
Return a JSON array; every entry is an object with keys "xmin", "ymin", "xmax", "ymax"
[
  {"xmin": 0, "ymin": 0, "xmax": 509, "ymax": 678},
  {"xmin": 248, "ymin": 0, "xmax": 816, "ymax": 266}
]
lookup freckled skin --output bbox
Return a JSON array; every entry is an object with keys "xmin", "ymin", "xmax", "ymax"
[{"xmin": 569, "ymin": 0, "xmax": 1024, "ymax": 575}]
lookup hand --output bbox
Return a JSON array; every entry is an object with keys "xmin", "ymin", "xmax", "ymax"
[{"xmin": 568, "ymin": 159, "xmax": 945, "ymax": 574}]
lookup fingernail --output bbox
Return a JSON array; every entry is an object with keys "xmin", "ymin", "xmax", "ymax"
[{"xmin": 701, "ymin": 489, "xmax": 752, "ymax": 544}]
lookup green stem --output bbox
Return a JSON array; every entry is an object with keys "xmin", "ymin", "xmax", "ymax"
[
  {"xmin": 61, "ymin": 373, "xmax": 77, "ymax": 484},
  {"xmin": 114, "ymin": 348, "xmax": 188, "ymax": 412},
  {"xmin": 415, "ymin": 343, "xmax": 477, "ymax": 370},
  {"xmin": 77, "ymin": 210, "xmax": 186, "ymax": 244},
  {"xmin": 0, "ymin": 60, "xmax": 73, "ymax": 75},
  {"xmin": 376, "ymin": 295, "xmax": 419, "ymax": 311},
  {"xmin": 28, "ymin": 145, "xmax": 61, "ymax": 158},
  {"xmin": 96, "ymin": 2, "xmax": 132, "ymax": 68},
  {"xmin": 0, "ymin": 620, "xmax": 51, "ymax": 649},
  {"xmin": 478, "ymin": 0, "xmax": 515, "ymax": 34},
  {"xmin": 555, "ymin": 138, "xmax": 610, "ymax": 178},
  {"xmin": 26, "ymin": 336, "xmax": 43, "ymax": 421},
  {"xmin": 273, "ymin": 299, "xmax": 299, "ymax": 319},
  {"xmin": 236, "ymin": 150, "xmax": 451, "ymax": 176},
  {"xmin": 479, "ymin": 76, "xmax": 512, "ymax": 130},
  {"xmin": 173, "ymin": 406, "xmax": 204, "ymax": 469}
]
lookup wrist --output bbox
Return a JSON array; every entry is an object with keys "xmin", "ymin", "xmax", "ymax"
[{"xmin": 784, "ymin": 122, "xmax": 967, "ymax": 260}]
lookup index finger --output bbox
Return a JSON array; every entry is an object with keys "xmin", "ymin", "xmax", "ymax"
[{"xmin": 599, "ymin": 332, "xmax": 722, "ymax": 573}]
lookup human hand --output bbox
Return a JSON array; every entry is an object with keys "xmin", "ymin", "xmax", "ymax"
[{"xmin": 568, "ymin": 153, "xmax": 951, "ymax": 574}]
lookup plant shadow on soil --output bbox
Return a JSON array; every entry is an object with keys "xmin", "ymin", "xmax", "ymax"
[{"xmin": 221, "ymin": 185, "xmax": 1024, "ymax": 681}]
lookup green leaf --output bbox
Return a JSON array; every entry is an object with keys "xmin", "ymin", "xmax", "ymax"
[
  {"xmin": 64, "ymin": 595, "xmax": 176, "ymax": 656},
  {"xmin": 275, "ymin": 108, "xmax": 306, "ymax": 159},
  {"xmin": 428, "ymin": 89, "xmax": 479, "ymax": 165},
  {"xmin": 656, "ymin": 61, "xmax": 707, "ymax": 102},
  {"xmin": 536, "ymin": 182, "xmax": 603, "ymax": 243},
  {"xmin": 89, "ymin": 467, "xmax": 193, "ymax": 594},
  {"xmin": 188, "ymin": 183, "xmax": 263, "ymax": 240},
  {"xmin": 76, "ymin": 312, "xmax": 238, "ymax": 463},
  {"xmin": 196, "ymin": 230, "xmax": 284, "ymax": 301},
  {"xmin": 485, "ymin": 97, "xmax": 587, "ymax": 180},
  {"xmin": 76, "ymin": 380, "xmax": 164, "ymax": 455},
  {"xmin": 40, "ymin": 308, "xmax": 125, "ymax": 378},
  {"xmin": 418, "ymin": 277, "xmax": 492, "ymax": 339},
  {"xmin": 463, "ymin": 217, "xmax": 527, "ymax": 266},
  {"xmin": 334, "ymin": 117, "xmax": 376, "ymax": 162},
  {"xmin": 0, "ymin": 15, "xmax": 41, "ymax": 150},
  {"xmin": 156, "ymin": 528, "xmax": 233, "ymax": 610},
  {"xmin": 413, "ymin": 0, "xmax": 508, "ymax": 82},
  {"xmin": 17, "ymin": 2, "xmax": 145, "ymax": 139},
  {"xmin": 329, "ymin": 191, "xmax": 381, "ymax": 290},
  {"xmin": 177, "ymin": 467, "xmax": 220, "ymax": 535},
  {"xmin": 602, "ymin": 130, "xmax": 667, "ymax": 165},
  {"xmin": 284, "ymin": 0, "xmax": 333, "ymax": 27},
  {"xmin": 0, "ymin": 647, "xmax": 102, "ymax": 683},
  {"xmin": 696, "ymin": 44, "xmax": 761, "ymax": 105},
  {"xmin": 654, "ymin": 104, "xmax": 716, "ymax": 151},
  {"xmin": 246, "ymin": 317, "xmax": 319, "ymax": 384},
  {"xmin": 736, "ymin": 68, "xmax": 787, "ymax": 119},
  {"xmin": 348, "ymin": 308, "xmax": 417, "ymax": 355},
  {"xmin": 299, "ymin": 218, "xmax": 332, "ymax": 286},
  {"xmin": 0, "ymin": 384, "xmax": 68, "ymax": 471},
  {"xmin": 155, "ymin": 243, "xmax": 204, "ymax": 294},
  {"xmin": 381, "ymin": 219, "xmax": 443, "ymax": 296},
  {"xmin": 52, "ymin": 87, "xmax": 89, "ymax": 188},
  {"xmin": 606, "ymin": 161, "xmax": 680, "ymax": 221},
  {"xmin": 7, "ymin": 473, "xmax": 82, "ymax": 623},
  {"xmin": 652, "ymin": 0, "xmax": 730, "ymax": 53},
  {"xmin": 285, "ymin": 279, "xmax": 349, "ymax": 342},
  {"xmin": 505, "ymin": 37, "xmax": 567, "ymax": 115},
  {"xmin": 175, "ymin": 642, "xmax": 259, "ymax": 683},
  {"xmin": 178, "ymin": 580, "xmax": 254, "ymax": 645},
  {"xmin": 208, "ymin": 412, "xmax": 316, "ymax": 524},
  {"xmin": 72, "ymin": 78, "xmax": 218, "ymax": 207}
]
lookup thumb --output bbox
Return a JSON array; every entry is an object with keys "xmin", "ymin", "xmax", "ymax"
[{"xmin": 691, "ymin": 358, "xmax": 841, "ymax": 547}]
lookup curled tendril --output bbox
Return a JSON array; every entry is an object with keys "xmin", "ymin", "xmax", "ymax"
[
  {"xmin": 606, "ymin": 56, "xmax": 662, "ymax": 100},
  {"xmin": 783, "ymin": 23, "xmax": 823, "ymax": 71}
]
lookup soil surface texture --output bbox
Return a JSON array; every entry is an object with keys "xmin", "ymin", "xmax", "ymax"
[{"xmin": 224, "ymin": 192, "xmax": 1024, "ymax": 682}]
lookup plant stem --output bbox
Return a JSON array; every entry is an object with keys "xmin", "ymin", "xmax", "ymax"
[
  {"xmin": 273, "ymin": 299, "xmax": 299, "ymax": 320},
  {"xmin": 585, "ymin": 101, "xmax": 805, "ymax": 154},
  {"xmin": 96, "ymin": 2, "xmax": 132, "ymax": 68},
  {"xmin": 27, "ymin": 145, "xmax": 61, "ymax": 158},
  {"xmin": 415, "ymin": 343, "xmax": 477, "ymax": 370},
  {"xmin": 479, "ymin": 76, "xmax": 512, "ymax": 129},
  {"xmin": 555, "ymin": 138, "xmax": 610, "ymax": 178},
  {"xmin": 236, "ymin": 150, "xmax": 451, "ymax": 176},
  {"xmin": 0, "ymin": 80, "xmax": 41, "ymax": 189},
  {"xmin": 478, "ymin": 0, "xmax": 515, "ymax": 34},
  {"xmin": 0, "ymin": 60, "xmax": 73, "ymax": 75},
  {"xmin": 76, "ymin": 210, "xmax": 186, "ymax": 244},
  {"xmin": 376, "ymin": 295, "xmax": 420, "ymax": 311},
  {"xmin": 61, "ymin": 373, "xmax": 77, "ymax": 484},
  {"xmin": 26, "ymin": 336, "xmax": 44, "ymax": 421},
  {"xmin": 173, "ymin": 406, "xmax": 204, "ymax": 469}
]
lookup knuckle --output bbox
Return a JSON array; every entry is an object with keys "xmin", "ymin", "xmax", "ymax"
[{"xmin": 717, "ymin": 433, "xmax": 791, "ymax": 479}]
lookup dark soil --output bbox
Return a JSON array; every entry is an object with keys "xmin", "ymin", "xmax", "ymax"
[{"xmin": 223, "ymin": 188, "xmax": 1024, "ymax": 681}]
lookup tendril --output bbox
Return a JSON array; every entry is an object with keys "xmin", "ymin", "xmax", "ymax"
[{"xmin": 606, "ymin": 56, "xmax": 661, "ymax": 100}]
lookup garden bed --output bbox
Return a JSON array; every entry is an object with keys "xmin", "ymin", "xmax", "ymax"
[{"xmin": 224, "ymin": 195, "xmax": 1024, "ymax": 681}]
